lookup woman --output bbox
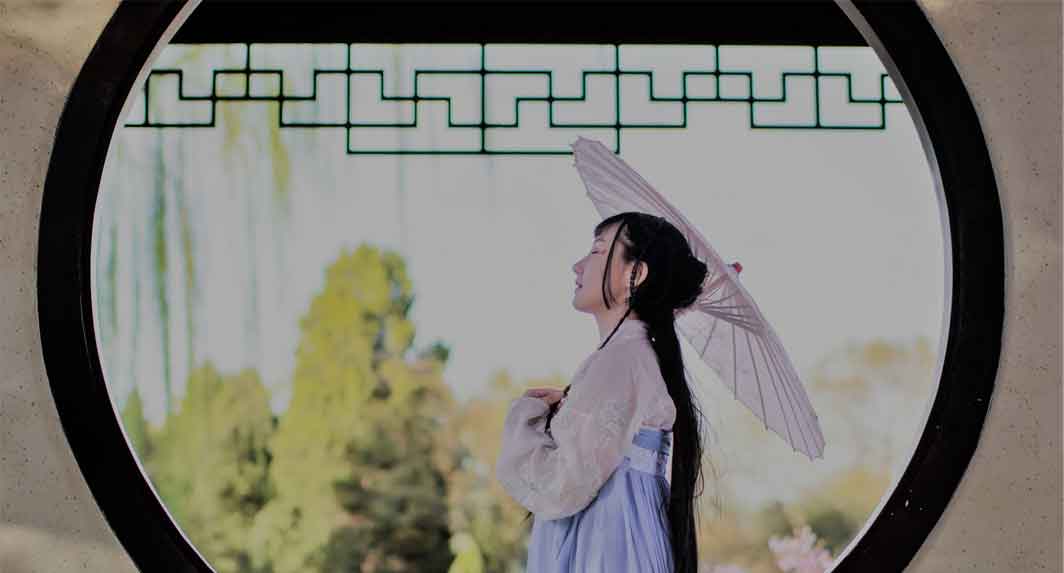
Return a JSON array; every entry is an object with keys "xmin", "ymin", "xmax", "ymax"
[{"xmin": 495, "ymin": 211, "xmax": 711, "ymax": 573}]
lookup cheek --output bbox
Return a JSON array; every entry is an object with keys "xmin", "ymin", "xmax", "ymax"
[{"xmin": 590, "ymin": 265, "xmax": 607, "ymax": 285}]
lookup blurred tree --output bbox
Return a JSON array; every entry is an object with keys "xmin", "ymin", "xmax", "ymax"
[
  {"xmin": 698, "ymin": 506, "xmax": 782, "ymax": 573},
  {"xmin": 147, "ymin": 362, "xmax": 276, "ymax": 573},
  {"xmin": 418, "ymin": 340, "xmax": 452, "ymax": 364},
  {"xmin": 803, "ymin": 507, "xmax": 855, "ymax": 556},
  {"xmin": 120, "ymin": 387, "xmax": 153, "ymax": 460},
  {"xmin": 247, "ymin": 245, "xmax": 453, "ymax": 573},
  {"xmin": 791, "ymin": 466, "xmax": 888, "ymax": 556},
  {"xmin": 755, "ymin": 501, "xmax": 794, "ymax": 540},
  {"xmin": 434, "ymin": 370, "xmax": 556, "ymax": 572},
  {"xmin": 447, "ymin": 532, "xmax": 485, "ymax": 573},
  {"xmin": 809, "ymin": 337, "xmax": 935, "ymax": 472}
]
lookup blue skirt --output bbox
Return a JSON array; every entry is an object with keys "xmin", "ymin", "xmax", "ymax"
[{"xmin": 525, "ymin": 428, "xmax": 674, "ymax": 572}]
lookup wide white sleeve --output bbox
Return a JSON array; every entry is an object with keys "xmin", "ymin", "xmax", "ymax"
[{"xmin": 494, "ymin": 342, "xmax": 647, "ymax": 520}]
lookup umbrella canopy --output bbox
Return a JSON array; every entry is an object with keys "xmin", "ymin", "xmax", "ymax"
[{"xmin": 570, "ymin": 136, "xmax": 825, "ymax": 460}]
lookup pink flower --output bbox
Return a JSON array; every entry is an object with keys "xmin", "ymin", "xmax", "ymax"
[{"xmin": 768, "ymin": 525, "xmax": 835, "ymax": 573}]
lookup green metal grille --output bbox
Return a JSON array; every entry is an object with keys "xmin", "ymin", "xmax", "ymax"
[{"xmin": 125, "ymin": 43, "xmax": 905, "ymax": 154}]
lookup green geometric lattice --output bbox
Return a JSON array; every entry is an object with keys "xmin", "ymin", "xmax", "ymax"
[{"xmin": 125, "ymin": 43, "xmax": 905, "ymax": 154}]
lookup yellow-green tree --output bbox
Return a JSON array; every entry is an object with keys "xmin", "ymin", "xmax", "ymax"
[
  {"xmin": 248, "ymin": 245, "xmax": 454, "ymax": 573},
  {"xmin": 146, "ymin": 362, "xmax": 276, "ymax": 573},
  {"xmin": 120, "ymin": 387, "xmax": 153, "ymax": 460}
]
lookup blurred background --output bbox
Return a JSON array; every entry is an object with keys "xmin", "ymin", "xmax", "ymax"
[
  {"xmin": 3, "ymin": 2, "xmax": 1058, "ymax": 573},
  {"xmin": 89, "ymin": 35, "xmax": 943, "ymax": 573},
  {"xmin": 3, "ymin": 2, "xmax": 985, "ymax": 572}
]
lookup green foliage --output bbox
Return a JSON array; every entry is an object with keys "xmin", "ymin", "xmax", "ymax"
[
  {"xmin": 419, "ymin": 340, "xmax": 451, "ymax": 364},
  {"xmin": 246, "ymin": 245, "xmax": 453, "ymax": 573},
  {"xmin": 755, "ymin": 501, "xmax": 793, "ymax": 540},
  {"xmin": 124, "ymin": 242, "xmax": 923, "ymax": 573},
  {"xmin": 804, "ymin": 507, "xmax": 856, "ymax": 555},
  {"xmin": 147, "ymin": 362, "xmax": 275, "ymax": 573},
  {"xmin": 790, "ymin": 465, "xmax": 888, "ymax": 556},
  {"xmin": 120, "ymin": 388, "xmax": 152, "ymax": 459}
]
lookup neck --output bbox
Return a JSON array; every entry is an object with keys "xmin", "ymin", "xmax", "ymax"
[{"xmin": 594, "ymin": 305, "xmax": 640, "ymax": 345}]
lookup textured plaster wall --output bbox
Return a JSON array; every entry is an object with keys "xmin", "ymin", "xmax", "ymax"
[{"xmin": 0, "ymin": 1, "xmax": 1059, "ymax": 571}]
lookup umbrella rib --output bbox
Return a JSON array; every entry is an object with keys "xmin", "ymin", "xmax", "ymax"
[
  {"xmin": 704, "ymin": 310, "xmax": 756, "ymax": 324},
  {"xmin": 701, "ymin": 275, "xmax": 729, "ymax": 299},
  {"xmin": 755, "ymin": 331, "xmax": 807, "ymax": 455},
  {"xmin": 764, "ymin": 334, "xmax": 818, "ymax": 454},
  {"xmin": 699, "ymin": 306, "xmax": 747, "ymax": 318},
  {"xmin": 694, "ymin": 298, "xmax": 745, "ymax": 315},
  {"xmin": 770, "ymin": 334, "xmax": 818, "ymax": 424},
  {"xmin": 700, "ymin": 315, "xmax": 721, "ymax": 358},
  {"xmin": 710, "ymin": 289, "xmax": 743, "ymax": 305},
  {"xmin": 770, "ymin": 342, "xmax": 814, "ymax": 431},
  {"xmin": 731, "ymin": 322, "xmax": 738, "ymax": 396},
  {"xmin": 705, "ymin": 303, "xmax": 753, "ymax": 311},
  {"xmin": 766, "ymin": 348, "xmax": 814, "ymax": 455},
  {"xmin": 744, "ymin": 329, "xmax": 769, "ymax": 431},
  {"xmin": 702, "ymin": 309, "xmax": 760, "ymax": 331}
]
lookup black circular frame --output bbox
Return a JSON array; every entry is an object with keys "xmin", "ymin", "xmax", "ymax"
[{"xmin": 37, "ymin": 1, "xmax": 1004, "ymax": 571}]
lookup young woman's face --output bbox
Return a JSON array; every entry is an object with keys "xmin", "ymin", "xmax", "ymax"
[{"xmin": 571, "ymin": 222, "xmax": 630, "ymax": 313}]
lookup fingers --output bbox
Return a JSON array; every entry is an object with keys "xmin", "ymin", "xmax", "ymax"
[
  {"xmin": 541, "ymin": 391, "xmax": 564, "ymax": 405},
  {"xmin": 523, "ymin": 388, "xmax": 562, "ymax": 401},
  {"xmin": 525, "ymin": 387, "xmax": 555, "ymax": 396}
]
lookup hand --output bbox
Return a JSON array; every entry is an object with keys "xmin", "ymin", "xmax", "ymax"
[{"xmin": 523, "ymin": 387, "xmax": 565, "ymax": 406}]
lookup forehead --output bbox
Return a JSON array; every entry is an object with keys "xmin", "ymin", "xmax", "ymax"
[{"xmin": 593, "ymin": 221, "xmax": 621, "ymax": 242}]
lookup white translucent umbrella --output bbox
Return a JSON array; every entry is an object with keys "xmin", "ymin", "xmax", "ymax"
[{"xmin": 570, "ymin": 136, "xmax": 825, "ymax": 460}]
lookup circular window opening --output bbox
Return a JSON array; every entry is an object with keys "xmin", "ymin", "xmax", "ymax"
[{"xmin": 38, "ymin": 2, "xmax": 1004, "ymax": 572}]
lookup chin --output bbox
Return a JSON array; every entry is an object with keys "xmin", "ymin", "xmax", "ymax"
[
  {"xmin": 572, "ymin": 299, "xmax": 597, "ymax": 314},
  {"xmin": 571, "ymin": 297, "xmax": 589, "ymax": 313}
]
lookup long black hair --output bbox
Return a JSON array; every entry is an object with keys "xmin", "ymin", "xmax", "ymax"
[{"xmin": 527, "ymin": 211, "xmax": 714, "ymax": 573}]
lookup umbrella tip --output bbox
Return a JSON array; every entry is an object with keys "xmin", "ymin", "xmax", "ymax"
[{"xmin": 570, "ymin": 137, "xmax": 585, "ymax": 154}]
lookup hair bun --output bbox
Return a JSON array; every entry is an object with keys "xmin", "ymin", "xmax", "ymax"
[{"xmin": 668, "ymin": 254, "xmax": 708, "ymax": 311}]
